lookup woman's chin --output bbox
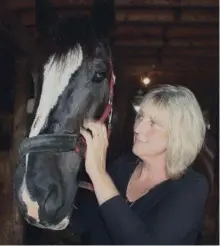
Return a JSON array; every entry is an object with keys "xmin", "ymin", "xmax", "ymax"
[{"xmin": 132, "ymin": 145, "xmax": 142, "ymax": 157}]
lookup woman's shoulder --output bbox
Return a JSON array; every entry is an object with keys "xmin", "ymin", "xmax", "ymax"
[
  {"xmin": 182, "ymin": 167, "xmax": 209, "ymax": 190},
  {"xmin": 168, "ymin": 167, "xmax": 209, "ymax": 203}
]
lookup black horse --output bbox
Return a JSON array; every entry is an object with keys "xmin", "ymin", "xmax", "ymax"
[{"xmin": 14, "ymin": 0, "xmax": 115, "ymax": 230}]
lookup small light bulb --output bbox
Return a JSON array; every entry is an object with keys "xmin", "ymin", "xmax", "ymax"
[{"xmin": 142, "ymin": 77, "xmax": 150, "ymax": 85}]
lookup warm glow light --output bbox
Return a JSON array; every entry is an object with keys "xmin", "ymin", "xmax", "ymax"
[{"xmin": 142, "ymin": 77, "xmax": 151, "ymax": 85}]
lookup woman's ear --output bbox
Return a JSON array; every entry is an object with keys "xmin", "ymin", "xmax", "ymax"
[{"xmin": 91, "ymin": 0, "xmax": 116, "ymax": 38}]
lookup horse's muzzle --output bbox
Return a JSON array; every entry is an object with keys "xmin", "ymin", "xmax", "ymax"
[{"xmin": 27, "ymin": 216, "xmax": 70, "ymax": 230}]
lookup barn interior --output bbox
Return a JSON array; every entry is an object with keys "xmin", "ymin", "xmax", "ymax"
[{"xmin": 0, "ymin": 0, "xmax": 218, "ymax": 244}]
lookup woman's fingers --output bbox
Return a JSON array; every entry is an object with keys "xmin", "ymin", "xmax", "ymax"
[
  {"xmin": 83, "ymin": 121, "xmax": 108, "ymax": 142},
  {"xmin": 80, "ymin": 127, "xmax": 92, "ymax": 145},
  {"xmin": 80, "ymin": 121, "xmax": 108, "ymax": 178},
  {"xmin": 83, "ymin": 122, "xmax": 97, "ymax": 138}
]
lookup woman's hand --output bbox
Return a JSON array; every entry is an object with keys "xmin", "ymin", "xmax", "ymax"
[
  {"xmin": 80, "ymin": 120, "xmax": 109, "ymax": 179},
  {"xmin": 80, "ymin": 120, "xmax": 119, "ymax": 205}
]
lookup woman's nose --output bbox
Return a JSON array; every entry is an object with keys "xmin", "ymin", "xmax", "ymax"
[
  {"xmin": 134, "ymin": 121, "xmax": 143, "ymax": 134},
  {"xmin": 135, "ymin": 118, "xmax": 146, "ymax": 130},
  {"xmin": 134, "ymin": 120, "xmax": 151, "ymax": 134}
]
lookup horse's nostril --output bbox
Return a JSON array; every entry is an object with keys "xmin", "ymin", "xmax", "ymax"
[{"xmin": 27, "ymin": 215, "xmax": 37, "ymax": 225}]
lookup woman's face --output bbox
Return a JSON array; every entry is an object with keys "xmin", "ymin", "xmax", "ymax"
[{"xmin": 132, "ymin": 101, "xmax": 169, "ymax": 159}]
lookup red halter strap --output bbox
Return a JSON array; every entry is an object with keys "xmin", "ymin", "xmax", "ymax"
[
  {"xmin": 73, "ymin": 70, "xmax": 115, "ymax": 156},
  {"xmin": 99, "ymin": 71, "xmax": 115, "ymax": 137},
  {"xmin": 76, "ymin": 68, "xmax": 115, "ymax": 192}
]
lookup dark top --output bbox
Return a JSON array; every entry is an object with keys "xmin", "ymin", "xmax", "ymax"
[{"xmin": 70, "ymin": 153, "xmax": 209, "ymax": 245}]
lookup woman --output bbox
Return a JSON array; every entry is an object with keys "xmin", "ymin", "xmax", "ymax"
[{"xmin": 74, "ymin": 84, "xmax": 208, "ymax": 245}]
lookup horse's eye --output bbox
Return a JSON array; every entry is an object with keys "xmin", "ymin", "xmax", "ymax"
[{"xmin": 92, "ymin": 72, "xmax": 106, "ymax": 83}]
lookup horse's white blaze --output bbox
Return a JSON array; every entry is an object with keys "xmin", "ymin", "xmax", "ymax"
[
  {"xmin": 21, "ymin": 171, "xmax": 40, "ymax": 222},
  {"xmin": 30, "ymin": 44, "xmax": 83, "ymax": 137},
  {"xmin": 34, "ymin": 216, "xmax": 70, "ymax": 230},
  {"xmin": 21, "ymin": 45, "xmax": 83, "ymax": 222}
]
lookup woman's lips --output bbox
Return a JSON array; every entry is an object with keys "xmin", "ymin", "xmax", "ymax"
[{"xmin": 134, "ymin": 137, "xmax": 148, "ymax": 143}]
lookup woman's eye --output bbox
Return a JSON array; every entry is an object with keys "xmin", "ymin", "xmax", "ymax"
[{"xmin": 92, "ymin": 72, "xmax": 106, "ymax": 83}]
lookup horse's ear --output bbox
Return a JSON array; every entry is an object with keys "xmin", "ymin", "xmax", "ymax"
[
  {"xmin": 91, "ymin": 0, "xmax": 115, "ymax": 37},
  {"xmin": 35, "ymin": 0, "xmax": 59, "ymax": 40}
]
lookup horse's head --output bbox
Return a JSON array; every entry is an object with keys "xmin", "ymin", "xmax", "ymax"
[{"xmin": 14, "ymin": 0, "xmax": 115, "ymax": 230}]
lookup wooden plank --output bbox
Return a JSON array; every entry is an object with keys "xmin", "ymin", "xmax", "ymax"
[
  {"xmin": 141, "ymin": 66, "xmax": 218, "ymax": 75},
  {"xmin": 113, "ymin": 26, "xmax": 218, "ymax": 39},
  {"xmin": 113, "ymin": 25, "xmax": 164, "ymax": 37},
  {"xmin": 181, "ymin": 9, "xmax": 218, "ymax": 23},
  {"xmin": 125, "ymin": 58, "xmax": 218, "ymax": 69},
  {"xmin": 166, "ymin": 26, "xmax": 218, "ymax": 38},
  {"xmin": 115, "ymin": 0, "xmax": 219, "ymax": 8},
  {"xmin": 117, "ymin": 22, "xmax": 218, "ymax": 28},
  {"xmin": 168, "ymin": 38, "xmax": 218, "ymax": 48},
  {"xmin": 114, "ymin": 38, "xmax": 218, "ymax": 48},
  {"xmin": 116, "ymin": 9, "xmax": 174, "ymax": 22},
  {"xmin": 7, "ymin": 0, "xmax": 219, "ymax": 10},
  {"xmin": 125, "ymin": 60, "xmax": 218, "ymax": 71},
  {"xmin": 126, "ymin": 64, "xmax": 218, "ymax": 76},
  {"xmin": 116, "ymin": 47, "xmax": 218, "ymax": 58},
  {"xmin": 116, "ymin": 9, "xmax": 218, "ymax": 23},
  {"xmin": 161, "ymin": 48, "xmax": 218, "ymax": 57},
  {"xmin": 115, "ymin": 39, "xmax": 164, "ymax": 47}
]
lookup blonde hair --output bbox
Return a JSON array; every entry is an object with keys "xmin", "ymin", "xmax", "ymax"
[{"xmin": 140, "ymin": 84, "xmax": 206, "ymax": 179}]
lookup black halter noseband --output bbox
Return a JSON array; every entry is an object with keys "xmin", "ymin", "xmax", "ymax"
[
  {"xmin": 19, "ymin": 69, "xmax": 115, "ymax": 160},
  {"xmin": 19, "ymin": 134, "xmax": 85, "ymax": 157}
]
